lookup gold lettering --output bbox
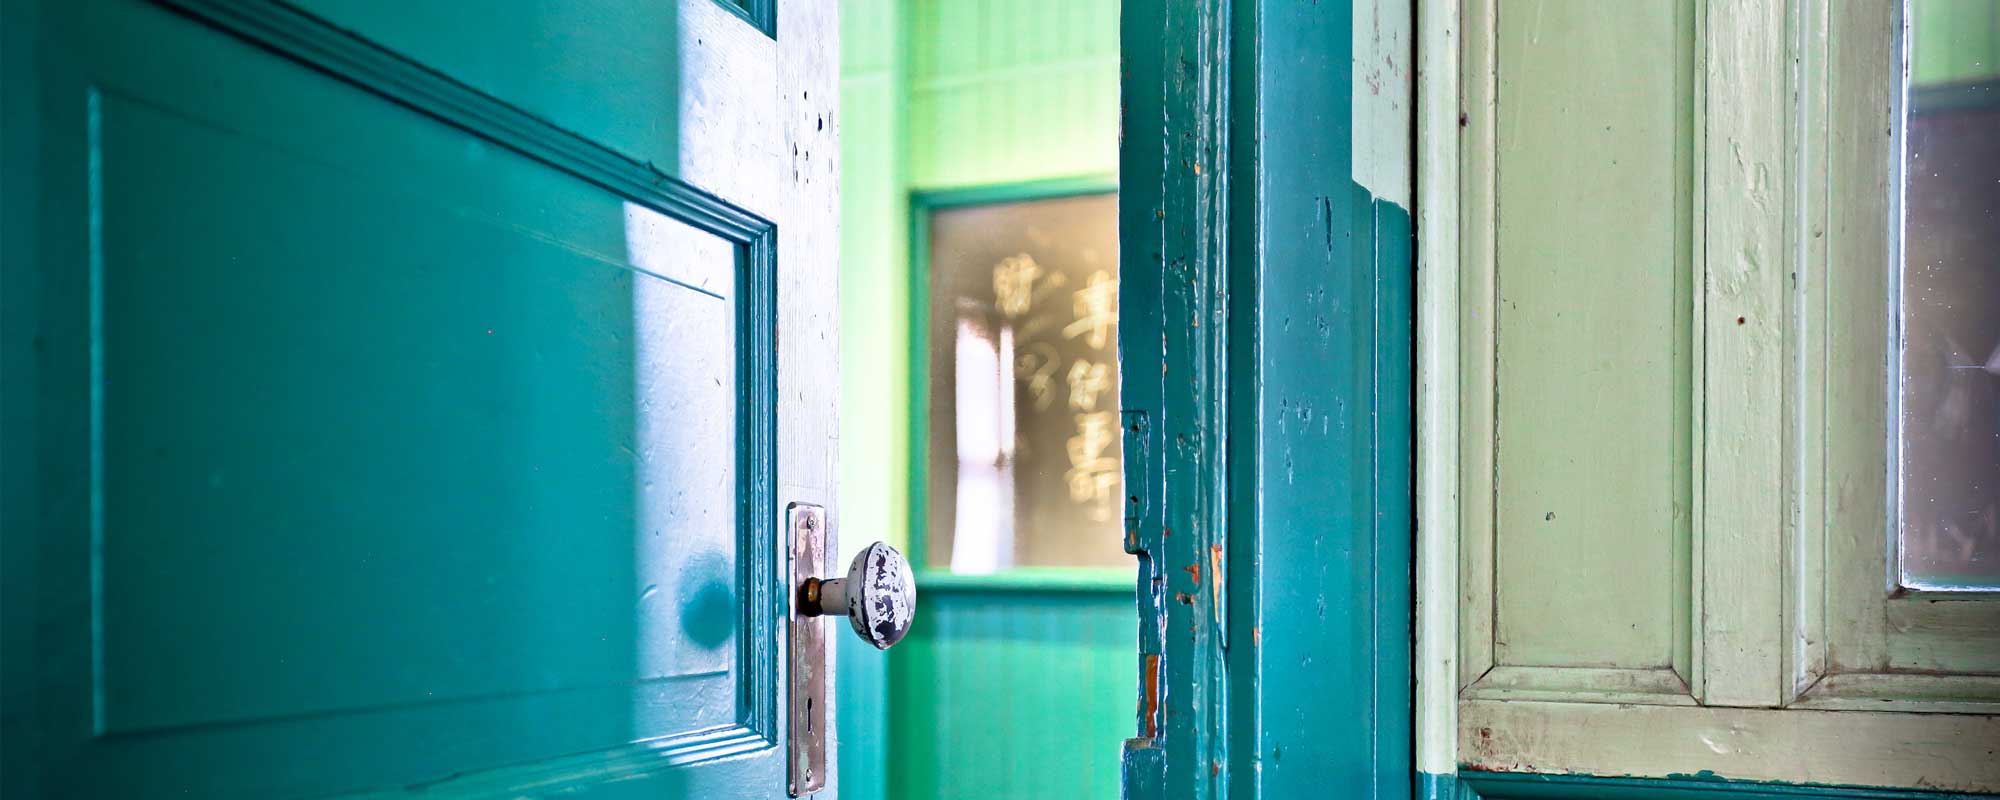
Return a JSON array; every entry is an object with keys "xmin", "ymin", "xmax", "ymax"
[
  {"xmin": 1065, "ymin": 410, "xmax": 1121, "ymax": 521},
  {"xmin": 1067, "ymin": 359, "xmax": 1112, "ymax": 411},
  {"xmin": 991, "ymin": 254, "xmax": 1041, "ymax": 318},
  {"xmin": 1062, "ymin": 270, "xmax": 1118, "ymax": 348}
]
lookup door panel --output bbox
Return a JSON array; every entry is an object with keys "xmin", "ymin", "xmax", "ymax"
[
  {"xmin": 8, "ymin": 0, "xmax": 836, "ymax": 796},
  {"xmin": 1446, "ymin": 0, "xmax": 2000, "ymax": 792},
  {"xmin": 97, "ymin": 81, "xmax": 743, "ymax": 736}
]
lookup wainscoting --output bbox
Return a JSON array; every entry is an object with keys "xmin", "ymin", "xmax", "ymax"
[{"xmin": 889, "ymin": 578, "xmax": 1135, "ymax": 800}]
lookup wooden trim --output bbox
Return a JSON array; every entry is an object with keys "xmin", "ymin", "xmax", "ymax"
[
  {"xmin": 1788, "ymin": 0, "xmax": 1836, "ymax": 707},
  {"xmin": 1455, "ymin": 0, "xmax": 1498, "ymax": 694},
  {"xmin": 1811, "ymin": 0, "xmax": 2000, "ymax": 703},
  {"xmin": 1461, "ymin": 666, "xmax": 1696, "ymax": 707},
  {"xmin": 1415, "ymin": 0, "xmax": 1464, "ymax": 777},
  {"xmin": 1818, "ymin": 0, "xmax": 1897, "ymax": 681},
  {"xmin": 1791, "ymin": 672, "xmax": 2000, "ymax": 715},
  {"xmin": 1697, "ymin": 0, "xmax": 1790, "ymax": 710},
  {"xmin": 152, "ymin": 0, "xmax": 776, "ymax": 244},
  {"xmin": 1459, "ymin": 699, "xmax": 2000, "ymax": 794},
  {"xmin": 1456, "ymin": 771, "xmax": 1980, "ymax": 800}
]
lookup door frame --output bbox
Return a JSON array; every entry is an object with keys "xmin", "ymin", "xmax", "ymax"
[{"xmin": 1118, "ymin": 1, "xmax": 1415, "ymax": 797}]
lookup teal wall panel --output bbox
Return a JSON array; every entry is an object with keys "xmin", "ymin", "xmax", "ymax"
[{"xmin": 890, "ymin": 587, "xmax": 1137, "ymax": 800}]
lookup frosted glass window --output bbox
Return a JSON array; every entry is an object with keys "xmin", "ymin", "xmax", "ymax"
[{"xmin": 923, "ymin": 192, "xmax": 1125, "ymax": 572}]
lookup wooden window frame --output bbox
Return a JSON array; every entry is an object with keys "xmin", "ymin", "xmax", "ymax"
[{"xmin": 1415, "ymin": 0, "xmax": 2000, "ymax": 791}]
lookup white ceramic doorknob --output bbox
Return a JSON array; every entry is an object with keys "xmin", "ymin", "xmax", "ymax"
[{"xmin": 800, "ymin": 542, "xmax": 916, "ymax": 650}]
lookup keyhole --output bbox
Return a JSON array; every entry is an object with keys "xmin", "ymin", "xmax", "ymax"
[{"xmin": 806, "ymin": 696, "xmax": 814, "ymax": 733}]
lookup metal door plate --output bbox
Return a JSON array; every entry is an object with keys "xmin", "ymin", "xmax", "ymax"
[{"xmin": 787, "ymin": 503, "xmax": 827, "ymax": 796}]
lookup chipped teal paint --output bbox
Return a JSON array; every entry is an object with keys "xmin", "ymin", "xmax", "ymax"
[
  {"xmin": 1119, "ymin": 0, "xmax": 1233, "ymax": 797},
  {"xmin": 1435, "ymin": 771, "xmax": 1999, "ymax": 800},
  {"xmin": 1120, "ymin": 0, "xmax": 1414, "ymax": 798}
]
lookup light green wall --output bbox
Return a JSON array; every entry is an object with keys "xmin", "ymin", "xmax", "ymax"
[
  {"xmin": 905, "ymin": 0, "xmax": 1119, "ymax": 189},
  {"xmin": 1911, "ymin": 0, "xmax": 2000, "ymax": 86},
  {"xmin": 840, "ymin": 0, "xmax": 911, "ymax": 565},
  {"xmin": 838, "ymin": 0, "xmax": 1122, "ymax": 797},
  {"xmin": 837, "ymin": 5, "xmax": 905, "ymax": 799}
]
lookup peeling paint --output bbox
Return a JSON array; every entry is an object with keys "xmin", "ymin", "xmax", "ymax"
[
  {"xmin": 1352, "ymin": 0, "xmax": 1412, "ymax": 209},
  {"xmin": 1141, "ymin": 653, "xmax": 1162, "ymax": 739},
  {"xmin": 1209, "ymin": 544, "xmax": 1224, "ymax": 625}
]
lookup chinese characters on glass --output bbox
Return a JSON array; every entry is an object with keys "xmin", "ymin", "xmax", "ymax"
[{"xmin": 924, "ymin": 192, "xmax": 1125, "ymax": 572}]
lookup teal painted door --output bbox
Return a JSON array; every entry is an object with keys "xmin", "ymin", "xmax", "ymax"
[
  {"xmin": 0, "ymin": 0, "xmax": 839, "ymax": 797},
  {"xmin": 1119, "ymin": 0, "xmax": 1414, "ymax": 797}
]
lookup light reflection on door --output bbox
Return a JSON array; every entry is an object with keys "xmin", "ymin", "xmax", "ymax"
[{"xmin": 623, "ymin": 201, "xmax": 739, "ymax": 732}]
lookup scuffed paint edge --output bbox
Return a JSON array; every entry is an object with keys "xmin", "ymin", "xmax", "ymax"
[
  {"xmin": 1414, "ymin": 0, "xmax": 1462, "ymax": 778},
  {"xmin": 1353, "ymin": 0, "xmax": 1413, "ymax": 210}
]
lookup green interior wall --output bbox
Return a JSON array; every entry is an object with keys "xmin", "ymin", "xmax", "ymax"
[
  {"xmin": 838, "ymin": 0, "xmax": 1124, "ymax": 797},
  {"xmin": 837, "ymin": 2, "xmax": 906, "ymax": 798},
  {"xmin": 1911, "ymin": 0, "xmax": 2000, "ymax": 86}
]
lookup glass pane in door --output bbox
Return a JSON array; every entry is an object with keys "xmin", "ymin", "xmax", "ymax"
[{"xmin": 1896, "ymin": 0, "xmax": 2000, "ymax": 590}]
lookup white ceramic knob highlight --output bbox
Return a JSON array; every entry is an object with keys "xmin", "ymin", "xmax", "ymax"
[{"xmin": 801, "ymin": 542, "xmax": 916, "ymax": 650}]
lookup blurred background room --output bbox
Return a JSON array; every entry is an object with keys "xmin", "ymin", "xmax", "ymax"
[{"xmin": 836, "ymin": 1, "xmax": 1131, "ymax": 798}]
